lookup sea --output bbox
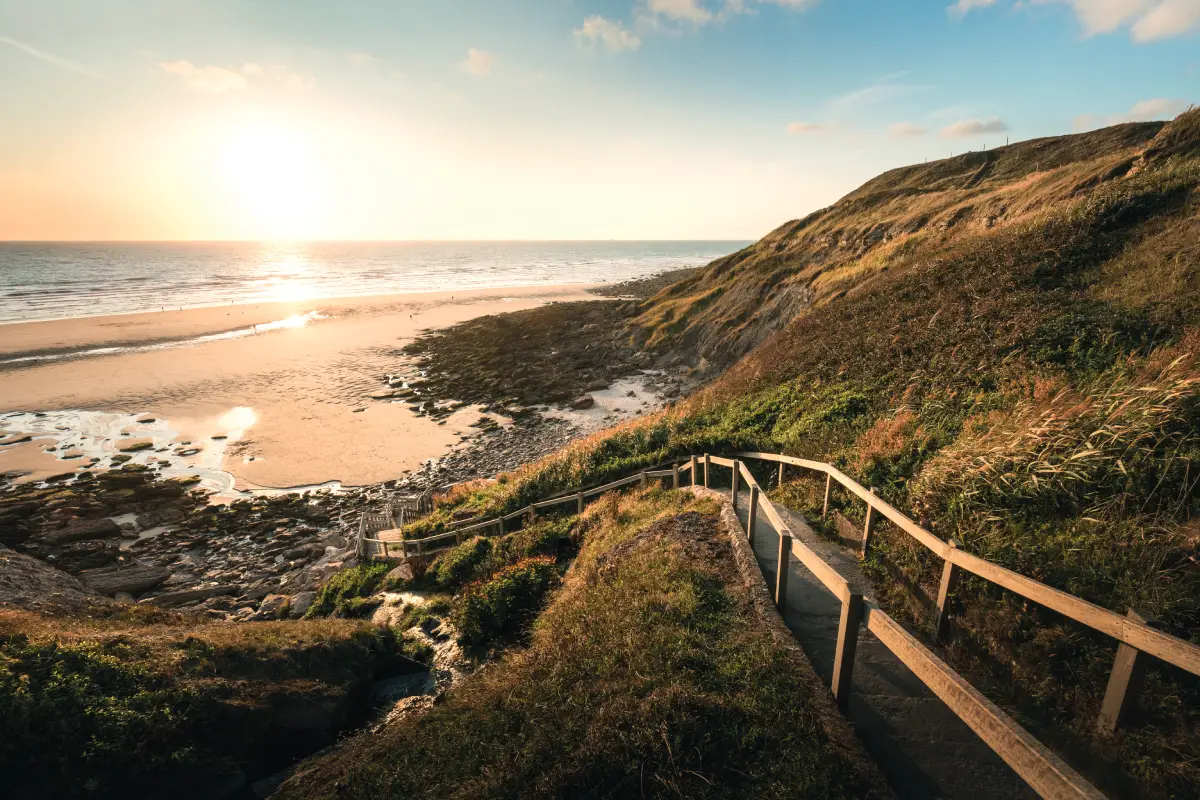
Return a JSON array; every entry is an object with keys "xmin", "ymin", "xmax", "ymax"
[{"xmin": 0, "ymin": 241, "xmax": 746, "ymax": 324}]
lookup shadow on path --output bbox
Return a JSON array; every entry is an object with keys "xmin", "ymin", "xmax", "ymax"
[{"xmin": 735, "ymin": 490, "xmax": 1036, "ymax": 800}]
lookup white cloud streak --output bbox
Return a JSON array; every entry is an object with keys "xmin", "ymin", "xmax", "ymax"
[
  {"xmin": 574, "ymin": 16, "xmax": 643, "ymax": 52},
  {"xmin": 0, "ymin": 35, "xmax": 108, "ymax": 80},
  {"xmin": 940, "ymin": 116, "xmax": 1009, "ymax": 137},
  {"xmin": 459, "ymin": 47, "xmax": 493, "ymax": 77},
  {"xmin": 888, "ymin": 121, "xmax": 929, "ymax": 138},
  {"xmin": 1029, "ymin": 0, "xmax": 1200, "ymax": 42},
  {"xmin": 160, "ymin": 60, "xmax": 313, "ymax": 92},
  {"xmin": 947, "ymin": 0, "xmax": 999, "ymax": 17}
]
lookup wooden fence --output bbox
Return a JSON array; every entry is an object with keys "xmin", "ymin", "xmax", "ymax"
[{"xmin": 359, "ymin": 451, "xmax": 1200, "ymax": 800}]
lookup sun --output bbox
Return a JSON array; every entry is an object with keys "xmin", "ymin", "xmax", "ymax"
[{"xmin": 218, "ymin": 121, "xmax": 324, "ymax": 240}]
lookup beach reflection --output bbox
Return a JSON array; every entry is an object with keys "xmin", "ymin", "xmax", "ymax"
[
  {"xmin": 217, "ymin": 406, "xmax": 257, "ymax": 437},
  {"xmin": 256, "ymin": 244, "xmax": 318, "ymax": 303}
]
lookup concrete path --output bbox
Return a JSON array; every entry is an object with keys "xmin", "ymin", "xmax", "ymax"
[{"xmin": 733, "ymin": 490, "xmax": 1037, "ymax": 800}]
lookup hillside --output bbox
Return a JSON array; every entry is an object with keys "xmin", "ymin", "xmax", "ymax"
[
  {"xmin": 632, "ymin": 120, "xmax": 1173, "ymax": 367},
  {"xmin": 401, "ymin": 108, "xmax": 1200, "ymax": 798}
]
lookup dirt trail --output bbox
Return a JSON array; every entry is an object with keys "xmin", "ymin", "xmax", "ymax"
[{"xmin": 735, "ymin": 489, "xmax": 1036, "ymax": 800}]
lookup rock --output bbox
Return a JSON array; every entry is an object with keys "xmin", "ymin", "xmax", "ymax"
[
  {"xmin": 119, "ymin": 523, "xmax": 140, "ymax": 539},
  {"xmin": 79, "ymin": 564, "xmax": 171, "ymax": 596},
  {"xmin": 118, "ymin": 441, "xmax": 153, "ymax": 453},
  {"xmin": 288, "ymin": 591, "xmax": 316, "ymax": 618},
  {"xmin": 141, "ymin": 584, "xmax": 241, "ymax": 607},
  {"xmin": 258, "ymin": 593, "xmax": 290, "ymax": 618},
  {"xmin": 570, "ymin": 395, "xmax": 595, "ymax": 410},
  {"xmin": 42, "ymin": 518, "xmax": 120, "ymax": 545},
  {"xmin": 385, "ymin": 563, "xmax": 413, "ymax": 584},
  {"xmin": 114, "ymin": 591, "xmax": 134, "ymax": 602}
]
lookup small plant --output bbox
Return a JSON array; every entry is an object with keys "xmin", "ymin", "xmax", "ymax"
[
  {"xmin": 429, "ymin": 536, "xmax": 492, "ymax": 589},
  {"xmin": 452, "ymin": 556, "xmax": 559, "ymax": 648},
  {"xmin": 305, "ymin": 562, "xmax": 393, "ymax": 618}
]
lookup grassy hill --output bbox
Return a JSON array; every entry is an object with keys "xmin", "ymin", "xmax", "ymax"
[
  {"xmin": 403, "ymin": 109, "xmax": 1200, "ymax": 798},
  {"xmin": 276, "ymin": 489, "xmax": 891, "ymax": 800}
]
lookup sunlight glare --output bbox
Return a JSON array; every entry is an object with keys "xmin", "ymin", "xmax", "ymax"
[{"xmin": 219, "ymin": 121, "xmax": 324, "ymax": 240}]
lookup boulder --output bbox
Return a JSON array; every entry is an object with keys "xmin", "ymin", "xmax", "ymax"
[
  {"xmin": 79, "ymin": 564, "xmax": 170, "ymax": 596},
  {"xmin": 42, "ymin": 518, "xmax": 120, "ymax": 545},
  {"xmin": 288, "ymin": 591, "xmax": 317, "ymax": 618},
  {"xmin": 570, "ymin": 395, "xmax": 595, "ymax": 410},
  {"xmin": 258, "ymin": 593, "xmax": 290, "ymax": 618},
  {"xmin": 141, "ymin": 584, "xmax": 241, "ymax": 607}
]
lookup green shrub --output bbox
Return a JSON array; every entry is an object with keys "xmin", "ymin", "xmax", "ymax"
[
  {"xmin": 305, "ymin": 562, "xmax": 393, "ymax": 618},
  {"xmin": 452, "ymin": 556, "xmax": 559, "ymax": 648},
  {"xmin": 430, "ymin": 536, "xmax": 492, "ymax": 589}
]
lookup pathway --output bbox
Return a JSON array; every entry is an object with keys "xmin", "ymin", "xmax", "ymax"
[{"xmin": 735, "ymin": 489, "xmax": 1037, "ymax": 800}]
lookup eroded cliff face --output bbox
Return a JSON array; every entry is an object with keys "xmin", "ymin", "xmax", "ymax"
[{"xmin": 631, "ymin": 120, "xmax": 1169, "ymax": 369}]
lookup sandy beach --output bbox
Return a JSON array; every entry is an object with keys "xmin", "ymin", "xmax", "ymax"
[{"xmin": 0, "ymin": 285, "xmax": 598, "ymax": 490}]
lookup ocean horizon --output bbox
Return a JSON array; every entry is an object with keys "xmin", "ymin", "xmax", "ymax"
[{"xmin": 0, "ymin": 240, "xmax": 747, "ymax": 324}]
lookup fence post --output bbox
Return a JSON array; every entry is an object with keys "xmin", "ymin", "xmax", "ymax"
[
  {"xmin": 640, "ymin": 471, "xmax": 648, "ymax": 489},
  {"xmin": 703, "ymin": 454, "xmax": 711, "ymax": 488},
  {"xmin": 672, "ymin": 463, "xmax": 680, "ymax": 489},
  {"xmin": 690, "ymin": 455, "xmax": 699, "ymax": 486},
  {"xmin": 576, "ymin": 492, "xmax": 584, "ymax": 514},
  {"xmin": 1097, "ymin": 609, "xmax": 1149, "ymax": 735},
  {"xmin": 777, "ymin": 460, "xmax": 785, "ymax": 487},
  {"xmin": 832, "ymin": 592, "xmax": 864, "ymax": 709},
  {"xmin": 731, "ymin": 460, "xmax": 740, "ymax": 510},
  {"xmin": 934, "ymin": 539, "xmax": 962, "ymax": 644},
  {"xmin": 747, "ymin": 485, "xmax": 759, "ymax": 545},
  {"xmin": 456, "ymin": 530, "xmax": 463, "ymax": 545},
  {"xmin": 417, "ymin": 538, "xmax": 424, "ymax": 558},
  {"xmin": 859, "ymin": 488, "xmax": 878, "ymax": 559},
  {"xmin": 822, "ymin": 473, "xmax": 833, "ymax": 519},
  {"xmin": 775, "ymin": 529, "xmax": 792, "ymax": 608}
]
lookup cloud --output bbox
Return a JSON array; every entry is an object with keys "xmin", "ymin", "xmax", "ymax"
[
  {"xmin": 786, "ymin": 121, "xmax": 831, "ymax": 134},
  {"xmin": 636, "ymin": 0, "xmax": 818, "ymax": 33},
  {"xmin": 947, "ymin": 0, "xmax": 999, "ymax": 16},
  {"xmin": 647, "ymin": 0, "xmax": 714, "ymax": 24},
  {"xmin": 160, "ymin": 60, "xmax": 313, "ymax": 92},
  {"xmin": 940, "ymin": 116, "xmax": 1009, "ymax": 137},
  {"xmin": 888, "ymin": 121, "xmax": 929, "ymax": 138},
  {"xmin": 575, "ymin": 16, "xmax": 643, "ymax": 52},
  {"xmin": 0, "ymin": 35, "xmax": 108, "ymax": 80},
  {"xmin": 160, "ymin": 60, "xmax": 247, "ymax": 92},
  {"xmin": 348, "ymin": 52, "xmax": 377, "ymax": 65},
  {"xmin": 824, "ymin": 81, "xmax": 924, "ymax": 118},
  {"xmin": 459, "ymin": 47, "xmax": 493, "ymax": 76},
  {"xmin": 1029, "ymin": 0, "xmax": 1200, "ymax": 42}
]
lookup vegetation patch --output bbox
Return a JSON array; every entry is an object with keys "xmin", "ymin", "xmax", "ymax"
[
  {"xmin": 274, "ymin": 488, "xmax": 887, "ymax": 800},
  {"xmin": 305, "ymin": 562, "xmax": 393, "ymax": 618},
  {"xmin": 0, "ymin": 608, "xmax": 402, "ymax": 800}
]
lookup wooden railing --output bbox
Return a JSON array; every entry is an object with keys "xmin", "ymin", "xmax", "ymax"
[{"xmin": 359, "ymin": 450, "xmax": 1200, "ymax": 800}]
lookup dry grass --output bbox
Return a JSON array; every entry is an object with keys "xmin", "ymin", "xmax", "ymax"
[{"xmin": 276, "ymin": 488, "xmax": 888, "ymax": 800}]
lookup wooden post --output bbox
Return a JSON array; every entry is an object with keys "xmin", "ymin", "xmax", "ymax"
[
  {"xmin": 455, "ymin": 530, "xmax": 463, "ymax": 545},
  {"xmin": 672, "ymin": 463, "xmax": 680, "ymax": 489},
  {"xmin": 747, "ymin": 485, "xmax": 759, "ymax": 545},
  {"xmin": 1097, "ymin": 609, "xmax": 1149, "ymax": 735},
  {"xmin": 934, "ymin": 539, "xmax": 962, "ymax": 644},
  {"xmin": 822, "ymin": 473, "xmax": 833, "ymax": 519},
  {"xmin": 703, "ymin": 454, "xmax": 711, "ymax": 488},
  {"xmin": 775, "ymin": 530, "xmax": 792, "ymax": 608},
  {"xmin": 690, "ymin": 455, "xmax": 699, "ymax": 486},
  {"xmin": 640, "ymin": 471, "xmax": 648, "ymax": 489},
  {"xmin": 576, "ymin": 492, "xmax": 584, "ymax": 514},
  {"xmin": 382, "ymin": 540, "xmax": 390, "ymax": 559},
  {"xmin": 832, "ymin": 592, "xmax": 864, "ymax": 709},
  {"xmin": 859, "ymin": 488, "xmax": 878, "ymax": 559},
  {"xmin": 417, "ymin": 538, "xmax": 424, "ymax": 557},
  {"xmin": 777, "ymin": 460, "xmax": 785, "ymax": 487},
  {"xmin": 731, "ymin": 460, "xmax": 740, "ymax": 510}
]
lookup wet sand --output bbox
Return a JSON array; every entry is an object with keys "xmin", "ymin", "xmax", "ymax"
[{"xmin": 0, "ymin": 285, "xmax": 597, "ymax": 489}]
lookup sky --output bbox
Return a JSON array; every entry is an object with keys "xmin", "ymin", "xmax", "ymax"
[{"xmin": 0, "ymin": 0, "xmax": 1196, "ymax": 242}]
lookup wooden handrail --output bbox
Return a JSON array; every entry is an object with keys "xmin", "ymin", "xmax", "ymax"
[
  {"xmin": 734, "ymin": 451, "xmax": 1200, "ymax": 681},
  {"xmin": 862, "ymin": 602, "xmax": 1105, "ymax": 800}
]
